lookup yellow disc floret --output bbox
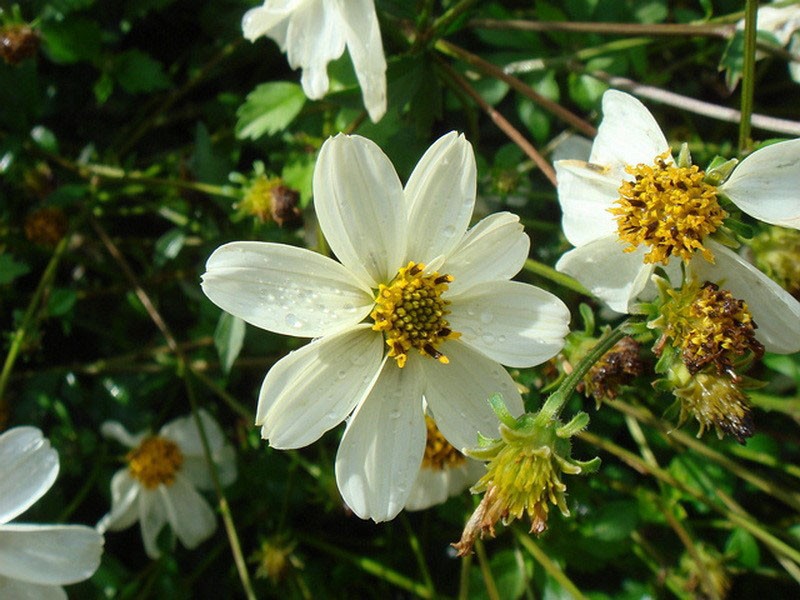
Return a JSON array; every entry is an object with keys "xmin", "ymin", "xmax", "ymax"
[
  {"xmin": 371, "ymin": 261, "xmax": 460, "ymax": 368},
  {"xmin": 126, "ymin": 436, "xmax": 184, "ymax": 489},
  {"xmin": 610, "ymin": 152, "xmax": 727, "ymax": 265},
  {"xmin": 421, "ymin": 416, "xmax": 466, "ymax": 471}
]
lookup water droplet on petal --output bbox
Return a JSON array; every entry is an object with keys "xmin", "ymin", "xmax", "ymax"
[
  {"xmin": 442, "ymin": 225, "xmax": 456, "ymax": 237},
  {"xmin": 389, "ymin": 410, "xmax": 401, "ymax": 420},
  {"xmin": 284, "ymin": 313, "xmax": 303, "ymax": 329},
  {"xmin": 480, "ymin": 311, "xmax": 494, "ymax": 324},
  {"xmin": 481, "ymin": 333, "xmax": 496, "ymax": 345}
]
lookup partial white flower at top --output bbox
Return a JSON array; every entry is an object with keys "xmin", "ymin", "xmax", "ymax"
[
  {"xmin": 202, "ymin": 131, "xmax": 571, "ymax": 522},
  {"xmin": 404, "ymin": 416, "xmax": 485, "ymax": 512},
  {"xmin": 242, "ymin": 0, "xmax": 387, "ymax": 122},
  {"xmin": 97, "ymin": 410, "xmax": 237, "ymax": 559},
  {"xmin": 736, "ymin": 1, "xmax": 800, "ymax": 84},
  {"xmin": 555, "ymin": 89, "xmax": 800, "ymax": 354},
  {"xmin": 0, "ymin": 427, "xmax": 103, "ymax": 600}
]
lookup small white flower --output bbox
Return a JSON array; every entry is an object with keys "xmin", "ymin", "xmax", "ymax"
[
  {"xmin": 202, "ymin": 131, "xmax": 571, "ymax": 522},
  {"xmin": 555, "ymin": 89, "xmax": 800, "ymax": 353},
  {"xmin": 97, "ymin": 410, "xmax": 237, "ymax": 559},
  {"xmin": 0, "ymin": 427, "xmax": 103, "ymax": 599},
  {"xmin": 736, "ymin": 2, "xmax": 800, "ymax": 84},
  {"xmin": 242, "ymin": 0, "xmax": 387, "ymax": 122},
  {"xmin": 403, "ymin": 416, "xmax": 485, "ymax": 512}
]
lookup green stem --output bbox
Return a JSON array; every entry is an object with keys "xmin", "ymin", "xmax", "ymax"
[
  {"xmin": 0, "ymin": 229, "xmax": 71, "ymax": 410},
  {"xmin": 400, "ymin": 514, "xmax": 436, "ymax": 597},
  {"xmin": 523, "ymin": 259, "xmax": 590, "ymax": 296},
  {"xmin": 474, "ymin": 538, "xmax": 501, "ymax": 600},
  {"xmin": 428, "ymin": 0, "xmax": 479, "ymax": 41},
  {"xmin": 513, "ymin": 532, "xmax": 589, "ymax": 600},
  {"xmin": 739, "ymin": 0, "xmax": 758, "ymax": 152},
  {"xmin": 538, "ymin": 320, "xmax": 631, "ymax": 421}
]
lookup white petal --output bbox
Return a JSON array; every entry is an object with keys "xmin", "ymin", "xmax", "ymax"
[
  {"xmin": 314, "ymin": 134, "xmax": 407, "ymax": 288},
  {"xmin": 0, "ymin": 427, "xmax": 58, "ymax": 524},
  {"xmin": 241, "ymin": 1, "xmax": 299, "ymax": 47},
  {"xmin": 404, "ymin": 459, "xmax": 483, "ymax": 511},
  {"xmin": 719, "ymin": 139, "xmax": 800, "ymax": 229},
  {"xmin": 689, "ymin": 241, "xmax": 800, "ymax": 353},
  {"xmin": 138, "ymin": 489, "xmax": 168, "ymax": 559},
  {"xmin": 285, "ymin": 0, "xmax": 345, "ymax": 99},
  {"xmin": 419, "ymin": 342, "xmax": 523, "ymax": 452},
  {"xmin": 161, "ymin": 476, "xmax": 217, "ymax": 550},
  {"xmin": 97, "ymin": 470, "xmax": 140, "ymax": 534},
  {"xmin": 336, "ymin": 0, "xmax": 387, "ymax": 121},
  {"xmin": 556, "ymin": 236, "xmax": 655, "ymax": 313},
  {"xmin": 335, "ymin": 357, "xmax": 426, "ymax": 522},
  {"xmin": 99, "ymin": 421, "xmax": 147, "ymax": 448},
  {"xmin": 449, "ymin": 281, "xmax": 570, "ymax": 368},
  {"xmin": 443, "ymin": 212, "xmax": 530, "ymax": 296},
  {"xmin": 257, "ymin": 325, "xmax": 383, "ymax": 448},
  {"xmin": 790, "ymin": 34, "xmax": 800, "ymax": 83},
  {"xmin": 202, "ymin": 241, "xmax": 373, "ymax": 337},
  {"xmin": 591, "ymin": 90, "xmax": 670, "ymax": 173},
  {"xmin": 0, "ymin": 524, "xmax": 102, "ymax": 585},
  {"xmin": 404, "ymin": 132, "xmax": 477, "ymax": 263},
  {"xmin": 0, "ymin": 576, "xmax": 66, "ymax": 600},
  {"xmin": 555, "ymin": 160, "xmax": 620, "ymax": 246}
]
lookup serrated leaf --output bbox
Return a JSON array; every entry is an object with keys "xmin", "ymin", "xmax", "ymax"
[
  {"xmin": 214, "ymin": 312, "xmax": 246, "ymax": 374},
  {"xmin": 235, "ymin": 82, "xmax": 306, "ymax": 140},
  {"xmin": 114, "ymin": 49, "xmax": 171, "ymax": 94}
]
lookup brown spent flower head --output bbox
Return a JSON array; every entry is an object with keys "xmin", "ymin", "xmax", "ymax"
[
  {"xmin": 452, "ymin": 395, "xmax": 598, "ymax": 556},
  {"xmin": 251, "ymin": 537, "xmax": 302, "ymax": 584},
  {"xmin": 236, "ymin": 174, "xmax": 302, "ymax": 227},
  {"xmin": 24, "ymin": 207, "xmax": 68, "ymax": 247},
  {"xmin": 679, "ymin": 542, "xmax": 731, "ymax": 599},
  {"xmin": 0, "ymin": 25, "xmax": 40, "ymax": 65},
  {"xmin": 610, "ymin": 151, "xmax": 727, "ymax": 265},
  {"xmin": 579, "ymin": 335, "xmax": 644, "ymax": 405}
]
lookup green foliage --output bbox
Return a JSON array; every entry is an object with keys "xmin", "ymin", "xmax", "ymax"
[{"xmin": 236, "ymin": 82, "xmax": 307, "ymax": 140}]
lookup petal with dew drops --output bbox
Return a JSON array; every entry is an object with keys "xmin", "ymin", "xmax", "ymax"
[
  {"xmin": 590, "ymin": 90, "xmax": 669, "ymax": 174},
  {"xmin": 285, "ymin": 0, "xmax": 344, "ymax": 98},
  {"xmin": 337, "ymin": 0, "xmax": 387, "ymax": 122},
  {"xmin": 202, "ymin": 241, "xmax": 374, "ymax": 338},
  {"xmin": 0, "ymin": 427, "xmax": 58, "ymax": 524},
  {"xmin": 257, "ymin": 325, "xmax": 384, "ymax": 449},
  {"xmin": 719, "ymin": 139, "xmax": 800, "ymax": 229},
  {"xmin": 404, "ymin": 132, "xmax": 477, "ymax": 263},
  {"xmin": 420, "ymin": 342, "xmax": 523, "ymax": 452},
  {"xmin": 690, "ymin": 240, "xmax": 800, "ymax": 354},
  {"xmin": 314, "ymin": 134, "xmax": 407, "ymax": 288},
  {"xmin": 449, "ymin": 281, "xmax": 570, "ymax": 368},
  {"xmin": 444, "ymin": 212, "xmax": 529, "ymax": 296},
  {"xmin": 335, "ymin": 357, "xmax": 426, "ymax": 522},
  {"xmin": 556, "ymin": 236, "xmax": 655, "ymax": 314},
  {"xmin": 0, "ymin": 524, "xmax": 102, "ymax": 585},
  {"xmin": 555, "ymin": 159, "xmax": 621, "ymax": 247}
]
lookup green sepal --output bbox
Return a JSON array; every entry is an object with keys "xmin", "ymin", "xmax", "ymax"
[{"xmin": 557, "ymin": 411, "xmax": 590, "ymax": 438}]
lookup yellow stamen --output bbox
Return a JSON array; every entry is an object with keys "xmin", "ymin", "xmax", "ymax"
[
  {"xmin": 421, "ymin": 416, "xmax": 466, "ymax": 470},
  {"xmin": 370, "ymin": 261, "xmax": 460, "ymax": 367},
  {"xmin": 610, "ymin": 152, "xmax": 727, "ymax": 265},
  {"xmin": 126, "ymin": 436, "xmax": 184, "ymax": 489}
]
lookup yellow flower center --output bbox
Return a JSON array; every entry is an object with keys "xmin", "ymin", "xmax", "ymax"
[
  {"xmin": 126, "ymin": 436, "xmax": 184, "ymax": 489},
  {"xmin": 421, "ymin": 416, "xmax": 466, "ymax": 471},
  {"xmin": 660, "ymin": 281, "xmax": 763, "ymax": 375},
  {"xmin": 370, "ymin": 261, "xmax": 460, "ymax": 368},
  {"xmin": 673, "ymin": 371, "xmax": 753, "ymax": 444},
  {"xmin": 610, "ymin": 152, "xmax": 727, "ymax": 265}
]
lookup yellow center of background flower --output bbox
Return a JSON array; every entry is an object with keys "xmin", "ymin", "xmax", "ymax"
[
  {"xmin": 126, "ymin": 436, "xmax": 184, "ymax": 489},
  {"xmin": 370, "ymin": 261, "xmax": 460, "ymax": 368},
  {"xmin": 610, "ymin": 152, "xmax": 727, "ymax": 264},
  {"xmin": 421, "ymin": 415, "xmax": 466, "ymax": 470}
]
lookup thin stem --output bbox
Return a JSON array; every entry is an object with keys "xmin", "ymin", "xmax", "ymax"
[
  {"xmin": 538, "ymin": 320, "xmax": 631, "ymax": 421},
  {"xmin": 428, "ymin": 0, "xmax": 480, "ymax": 41},
  {"xmin": 457, "ymin": 551, "xmax": 472, "ymax": 600},
  {"xmin": 437, "ymin": 58, "xmax": 558, "ymax": 186},
  {"xmin": 400, "ymin": 515, "xmax": 436, "ymax": 597},
  {"xmin": 739, "ymin": 0, "xmax": 758, "ymax": 151},
  {"xmin": 523, "ymin": 259, "xmax": 590, "ymax": 296},
  {"xmin": 513, "ymin": 532, "xmax": 589, "ymax": 600},
  {"xmin": 437, "ymin": 39, "xmax": 597, "ymax": 138},
  {"xmin": 474, "ymin": 538, "xmax": 501, "ymax": 600},
  {"xmin": 469, "ymin": 18, "xmax": 734, "ymax": 38}
]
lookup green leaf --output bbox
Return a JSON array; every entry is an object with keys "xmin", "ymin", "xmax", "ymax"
[
  {"xmin": 725, "ymin": 528, "xmax": 760, "ymax": 569},
  {"xmin": 0, "ymin": 255, "xmax": 31, "ymax": 285},
  {"xmin": 113, "ymin": 50, "xmax": 171, "ymax": 94},
  {"xmin": 469, "ymin": 549, "xmax": 528, "ymax": 600},
  {"xmin": 235, "ymin": 82, "xmax": 306, "ymax": 140},
  {"xmin": 41, "ymin": 17, "xmax": 102, "ymax": 64},
  {"xmin": 47, "ymin": 288, "xmax": 77, "ymax": 317},
  {"xmin": 585, "ymin": 500, "xmax": 638, "ymax": 542},
  {"xmin": 214, "ymin": 312, "xmax": 246, "ymax": 375},
  {"xmin": 153, "ymin": 228, "xmax": 186, "ymax": 267}
]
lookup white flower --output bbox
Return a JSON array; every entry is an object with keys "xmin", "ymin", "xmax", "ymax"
[
  {"xmin": 555, "ymin": 89, "xmax": 800, "ymax": 353},
  {"xmin": 242, "ymin": 0, "xmax": 387, "ymax": 122},
  {"xmin": 97, "ymin": 410, "xmax": 237, "ymax": 559},
  {"xmin": 202, "ymin": 131, "xmax": 571, "ymax": 522},
  {"xmin": 403, "ymin": 416, "xmax": 485, "ymax": 512},
  {"xmin": 0, "ymin": 427, "xmax": 103, "ymax": 600},
  {"xmin": 736, "ymin": 2, "xmax": 800, "ymax": 84}
]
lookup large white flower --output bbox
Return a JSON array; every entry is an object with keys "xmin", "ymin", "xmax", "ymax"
[
  {"xmin": 242, "ymin": 0, "xmax": 387, "ymax": 122},
  {"xmin": 202, "ymin": 131, "xmax": 571, "ymax": 522},
  {"xmin": 555, "ymin": 89, "xmax": 800, "ymax": 353},
  {"xmin": 97, "ymin": 410, "xmax": 237, "ymax": 559},
  {"xmin": 0, "ymin": 427, "xmax": 103, "ymax": 600}
]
